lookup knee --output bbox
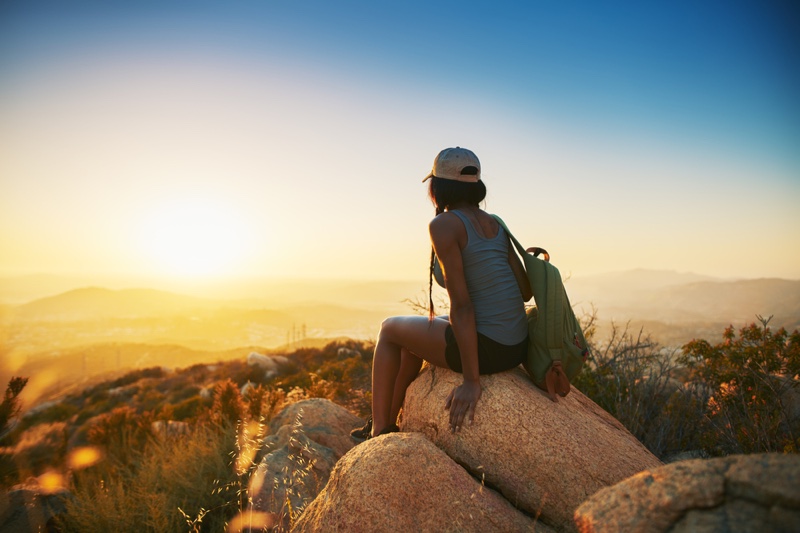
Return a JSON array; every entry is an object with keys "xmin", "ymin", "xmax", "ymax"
[{"xmin": 377, "ymin": 316, "xmax": 402, "ymax": 343}]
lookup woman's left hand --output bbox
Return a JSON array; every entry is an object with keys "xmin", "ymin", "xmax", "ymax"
[{"xmin": 445, "ymin": 380, "xmax": 482, "ymax": 433}]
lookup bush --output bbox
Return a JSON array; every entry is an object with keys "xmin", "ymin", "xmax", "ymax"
[
  {"xmin": 86, "ymin": 406, "xmax": 154, "ymax": 471},
  {"xmin": 171, "ymin": 396, "xmax": 210, "ymax": 421},
  {"xmin": 0, "ymin": 449, "xmax": 16, "ymax": 488},
  {"xmin": 243, "ymin": 384, "xmax": 292, "ymax": 423},
  {"xmin": 575, "ymin": 313, "xmax": 800, "ymax": 459},
  {"xmin": 211, "ymin": 379, "xmax": 245, "ymax": 428},
  {"xmin": 19, "ymin": 402, "xmax": 79, "ymax": 429},
  {"xmin": 0, "ymin": 377, "xmax": 28, "ymax": 438},
  {"xmin": 108, "ymin": 367, "xmax": 164, "ymax": 389},
  {"xmin": 680, "ymin": 316, "xmax": 800, "ymax": 455},
  {"xmin": 573, "ymin": 316, "xmax": 706, "ymax": 459}
]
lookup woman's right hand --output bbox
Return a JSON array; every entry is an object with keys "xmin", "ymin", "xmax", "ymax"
[{"xmin": 445, "ymin": 380, "xmax": 481, "ymax": 433}]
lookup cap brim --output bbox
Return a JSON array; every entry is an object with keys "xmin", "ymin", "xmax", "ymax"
[{"xmin": 422, "ymin": 174, "xmax": 481, "ymax": 183}]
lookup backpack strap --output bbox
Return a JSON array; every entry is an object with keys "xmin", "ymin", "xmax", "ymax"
[
  {"xmin": 493, "ymin": 215, "xmax": 549, "ymax": 261},
  {"xmin": 492, "ymin": 215, "xmax": 565, "ymax": 355},
  {"xmin": 492, "ymin": 215, "xmax": 527, "ymax": 258}
]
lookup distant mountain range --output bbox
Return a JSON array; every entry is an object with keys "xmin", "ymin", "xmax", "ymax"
[
  {"xmin": 568, "ymin": 269, "xmax": 717, "ymax": 295},
  {"xmin": 568, "ymin": 271, "xmax": 800, "ymax": 327},
  {"xmin": 0, "ymin": 274, "xmax": 424, "ymax": 308},
  {"xmin": 2, "ymin": 271, "xmax": 799, "ymax": 349},
  {"xmin": 11, "ymin": 287, "xmax": 220, "ymax": 321},
  {"xmin": 0, "ymin": 285, "xmax": 399, "ymax": 359}
]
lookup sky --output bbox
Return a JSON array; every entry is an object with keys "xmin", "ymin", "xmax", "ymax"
[{"xmin": 1, "ymin": 0, "xmax": 798, "ymax": 287}]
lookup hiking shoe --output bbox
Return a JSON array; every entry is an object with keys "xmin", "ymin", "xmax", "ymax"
[{"xmin": 350, "ymin": 417, "xmax": 372, "ymax": 441}]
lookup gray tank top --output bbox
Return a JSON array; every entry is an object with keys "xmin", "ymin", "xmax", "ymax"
[{"xmin": 446, "ymin": 209, "xmax": 528, "ymax": 345}]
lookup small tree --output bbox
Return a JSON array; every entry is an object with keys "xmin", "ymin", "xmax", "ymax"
[
  {"xmin": 211, "ymin": 379, "xmax": 245, "ymax": 428},
  {"xmin": 0, "ymin": 377, "xmax": 29, "ymax": 438},
  {"xmin": 680, "ymin": 316, "xmax": 800, "ymax": 455}
]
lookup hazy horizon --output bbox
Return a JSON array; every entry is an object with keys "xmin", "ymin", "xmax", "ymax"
[
  {"xmin": 0, "ymin": 267, "xmax": 796, "ymax": 303},
  {"xmin": 4, "ymin": 267, "xmax": 798, "ymax": 406},
  {"xmin": 1, "ymin": 266, "xmax": 798, "ymax": 307}
]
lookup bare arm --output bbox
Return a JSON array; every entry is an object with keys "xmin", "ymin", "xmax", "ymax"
[{"xmin": 429, "ymin": 214, "xmax": 481, "ymax": 431}]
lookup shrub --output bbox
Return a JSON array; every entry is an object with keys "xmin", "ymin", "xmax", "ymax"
[
  {"xmin": 19, "ymin": 402, "xmax": 79, "ymax": 429},
  {"xmin": 168, "ymin": 384, "xmax": 201, "ymax": 403},
  {"xmin": 133, "ymin": 387, "xmax": 167, "ymax": 413},
  {"xmin": 243, "ymin": 384, "xmax": 293, "ymax": 423},
  {"xmin": 573, "ymin": 315, "xmax": 707, "ymax": 459},
  {"xmin": 76, "ymin": 392, "xmax": 127, "ymax": 425},
  {"xmin": 108, "ymin": 367, "xmax": 165, "ymax": 389},
  {"xmin": 211, "ymin": 379, "xmax": 245, "ymax": 428},
  {"xmin": 171, "ymin": 396, "xmax": 210, "ymax": 421},
  {"xmin": 0, "ymin": 449, "xmax": 16, "ymax": 488},
  {"xmin": 0, "ymin": 377, "xmax": 28, "ymax": 438},
  {"xmin": 223, "ymin": 360, "xmax": 267, "ymax": 387},
  {"xmin": 680, "ymin": 316, "xmax": 800, "ymax": 455},
  {"xmin": 86, "ymin": 406, "xmax": 154, "ymax": 471}
]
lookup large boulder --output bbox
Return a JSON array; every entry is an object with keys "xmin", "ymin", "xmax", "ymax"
[
  {"xmin": 291, "ymin": 432, "xmax": 549, "ymax": 533},
  {"xmin": 249, "ymin": 399, "xmax": 362, "ymax": 528},
  {"xmin": 402, "ymin": 365, "xmax": 662, "ymax": 532},
  {"xmin": 574, "ymin": 453, "xmax": 800, "ymax": 532},
  {"xmin": 267, "ymin": 398, "xmax": 364, "ymax": 458}
]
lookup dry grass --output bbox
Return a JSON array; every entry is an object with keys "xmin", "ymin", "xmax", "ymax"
[
  {"xmin": 60, "ymin": 388, "xmax": 322, "ymax": 532},
  {"xmin": 62, "ymin": 424, "xmax": 236, "ymax": 532},
  {"xmin": 1, "ymin": 340, "xmax": 374, "ymax": 531}
]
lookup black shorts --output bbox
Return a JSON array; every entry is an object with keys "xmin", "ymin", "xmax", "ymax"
[{"xmin": 444, "ymin": 325, "xmax": 528, "ymax": 375}]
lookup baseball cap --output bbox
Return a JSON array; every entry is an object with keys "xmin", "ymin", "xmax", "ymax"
[{"xmin": 422, "ymin": 147, "xmax": 481, "ymax": 182}]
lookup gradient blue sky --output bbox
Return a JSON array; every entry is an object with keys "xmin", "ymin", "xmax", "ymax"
[{"xmin": 1, "ymin": 0, "xmax": 798, "ymax": 284}]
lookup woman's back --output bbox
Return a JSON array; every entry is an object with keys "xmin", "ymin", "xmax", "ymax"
[{"xmin": 449, "ymin": 209, "xmax": 528, "ymax": 345}]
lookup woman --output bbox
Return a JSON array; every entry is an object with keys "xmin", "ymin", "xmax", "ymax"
[{"xmin": 355, "ymin": 147, "xmax": 532, "ymax": 439}]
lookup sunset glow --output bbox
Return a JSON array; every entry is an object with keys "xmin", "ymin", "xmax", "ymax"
[
  {"xmin": 138, "ymin": 198, "xmax": 251, "ymax": 278},
  {"xmin": 0, "ymin": 2, "xmax": 798, "ymax": 284}
]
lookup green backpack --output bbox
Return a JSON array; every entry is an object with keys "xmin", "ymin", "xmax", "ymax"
[{"xmin": 493, "ymin": 216, "xmax": 589, "ymax": 402}]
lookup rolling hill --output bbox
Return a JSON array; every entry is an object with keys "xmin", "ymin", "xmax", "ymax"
[
  {"xmin": 567, "ymin": 272, "xmax": 800, "ymax": 345},
  {"xmin": 11, "ymin": 287, "xmax": 223, "ymax": 321}
]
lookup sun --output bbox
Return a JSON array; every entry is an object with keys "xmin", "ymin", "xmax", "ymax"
[{"xmin": 138, "ymin": 198, "xmax": 250, "ymax": 278}]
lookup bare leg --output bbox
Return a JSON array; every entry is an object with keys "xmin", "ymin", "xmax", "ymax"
[
  {"xmin": 389, "ymin": 348, "xmax": 424, "ymax": 425},
  {"xmin": 371, "ymin": 316, "xmax": 450, "ymax": 436},
  {"xmin": 371, "ymin": 338, "xmax": 401, "ymax": 437}
]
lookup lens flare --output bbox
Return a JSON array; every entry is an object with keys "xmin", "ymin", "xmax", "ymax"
[
  {"xmin": 67, "ymin": 446, "xmax": 103, "ymax": 470},
  {"xmin": 38, "ymin": 470, "xmax": 66, "ymax": 494},
  {"xmin": 227, "ymin": 510, "xmax": 278, "ymax": 532}
]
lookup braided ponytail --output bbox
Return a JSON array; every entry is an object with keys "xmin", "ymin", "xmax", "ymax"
[{"xmin": 428, "ymin": 247, "xmax": 437, "ymax": 320}]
